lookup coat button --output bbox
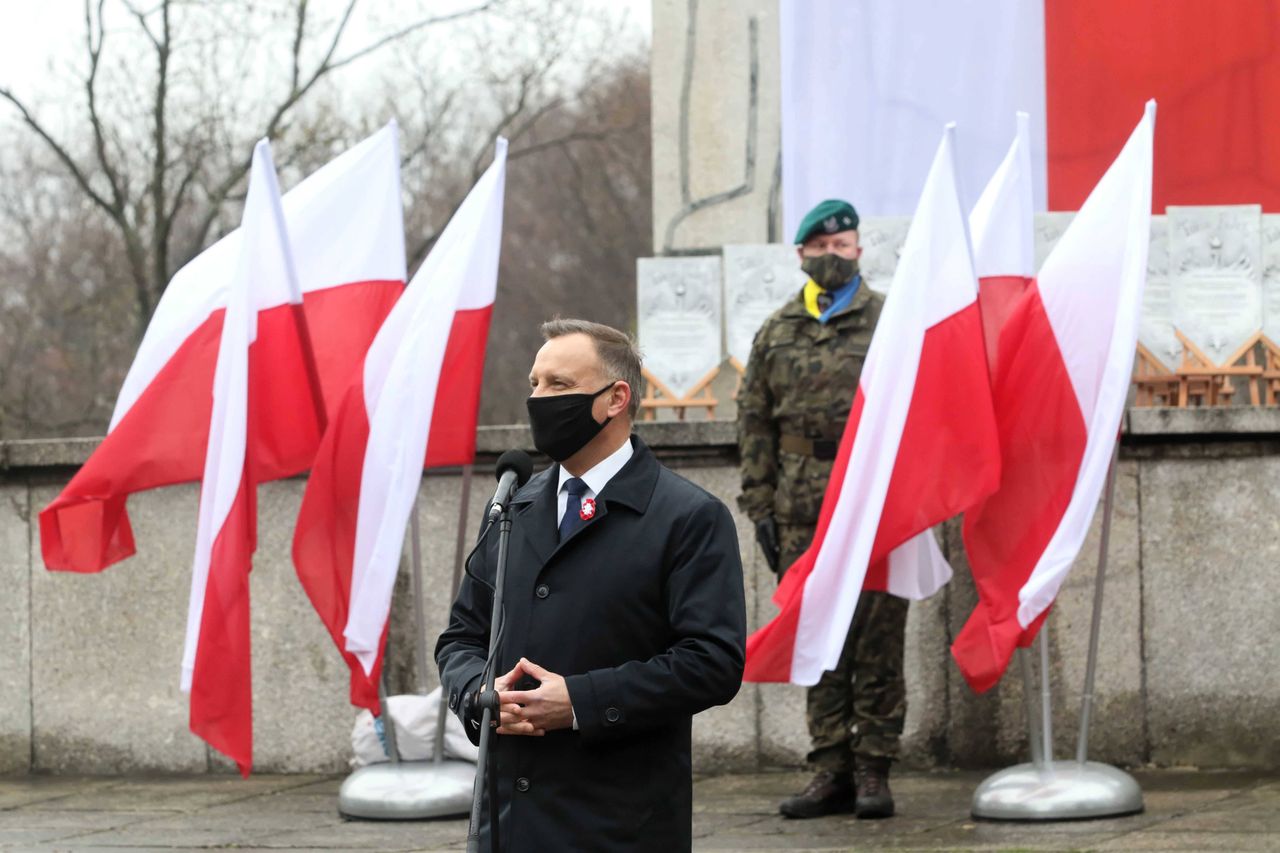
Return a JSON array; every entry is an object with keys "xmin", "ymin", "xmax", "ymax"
[
  {"xmin": 605, "ymin": 707, "xmax": 621, "ymax": 723},
  {"xmin": 448, "ymin": 691, "xmax": 458, "ymax": 710},
  {"xmin": 535, "ymin": 584, "xmax": 550, "ymax": 599},
  {"xmin": 515, "ymin": 777, "xmax": 530, "ymax": 793}
]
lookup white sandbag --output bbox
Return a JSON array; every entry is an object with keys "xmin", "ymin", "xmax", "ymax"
[{"xmin": 350, "ymin": 687, "xmax": 479, "ymax": 767}]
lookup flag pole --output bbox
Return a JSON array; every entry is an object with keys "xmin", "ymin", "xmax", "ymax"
[
  {"xmin": 971, "ymin": 440, "xmax": 1140, "ymax": 821},
  {"xmin": 1076, "ymin": 441, "xmax": 1120, "ymax": 764},
  {"xmin": 1017, "ymin": 647, "xmax": 1045, "ymax": 769},
  {"xmin": 434, "ymin": 464, "xmax": 474, "ymax": 764},
  {"xmin": 337, "ymin": 467, "xmax": 478, "ymax": 820},
  {"xmin": 409, "ymin": 489, "xmax": 431, "ymax": 696},
  {"xmin": 1039, "ymin": 629, "xmax": 1053, "ymax": 765}
]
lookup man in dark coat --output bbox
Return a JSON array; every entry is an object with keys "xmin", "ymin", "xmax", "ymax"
[{"xmin": 436, "ymin": 318, "xmax": 747, "ymax": 852}]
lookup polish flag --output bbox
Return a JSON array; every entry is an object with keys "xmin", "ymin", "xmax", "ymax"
[
  {"xmin": 182, "ymin": 140, "xmax": 299, "ymax": 775},
  {"xmin": 40, "ymin": 124, "xmax": 406, "ymax": 574},
  {"xmin": 292, "ymin": 140, "xmax": 508, "ymax": 710},
  {"xmin": 971, "ymin": 112, "xmax": 1036, "ymax": 380},
  {"xmin": 781, "ymin": 0, "xmax": 1280, "ymax": 223},
  {"xmin": 953, "ymin": 103, "xmax": 1155, "ymax": 693},
  {"xmin": 744, "ymin": 127, "xmax": 1001, "ymax": 685}
]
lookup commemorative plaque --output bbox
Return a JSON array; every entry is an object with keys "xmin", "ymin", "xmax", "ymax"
[
  {"xmin": 636, "ymin": 257, "xmax": 724, "ymax": 398},
  {"xmin": 1169, "ymin": 205, "xmax": 1262, "ymax": 365},
  {"xmin": 1138, "ymin": 215, "xmax": 1180, "ymax": 368},
  {"xmin": 1261, "ymin": 214, "xmax": 1280, "ymax": 344},
  {"xmin": 722, "ymin": 244, "xmax": 806, "ymax": 368}
]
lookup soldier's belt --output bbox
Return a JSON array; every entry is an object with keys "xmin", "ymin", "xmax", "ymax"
[{"xmin": 779, "ymin": 433, "xmax": 839, "ymax": 461}]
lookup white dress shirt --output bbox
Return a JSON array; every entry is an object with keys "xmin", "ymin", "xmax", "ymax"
[{"xmin": 556, "ymin": 438, "xmax": 634, "ymax": 525}]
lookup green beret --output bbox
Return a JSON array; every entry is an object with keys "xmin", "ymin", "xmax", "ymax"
[{"xmin": 794, "ymin": 199, "xmax": 860, "ymax": 245}]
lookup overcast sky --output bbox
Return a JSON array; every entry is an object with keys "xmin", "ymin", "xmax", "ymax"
[{"xmin": 0, "ymin": 0, "xmax": 651, "ymax": 104}]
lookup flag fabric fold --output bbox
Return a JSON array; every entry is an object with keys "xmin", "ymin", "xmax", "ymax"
[
  {"xmin": 183, "ymin": 139, "xmax": 306, "ymax": 776},
  {"xmin": 292, "ymin": 139, "xmax": 508, "ymax": 711},
  {"xmin": 745, "ymin": 126, "xmax": 1001, "ymax": 686},
  {"xmin": 953, "ymin": 102, "xmax": 1156, "ymax": 694},
  {"xmin": 40, "ymin": 123, "xmax": 407, "ymax": 574}
]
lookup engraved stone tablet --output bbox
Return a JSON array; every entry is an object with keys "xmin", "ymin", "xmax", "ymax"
[
  {"xmin": 859, "ymin": 217, "xmax": 911, "ymax": 293},
  {"xmin": 1034, "ymin": 212, "xmax": 1076, "ymax": 270},
  {"xmin": 722, "ymin": 244, "xmax": 807, "ymax": 367},
  {"xmin": 636, "ymin": 257, "xmax": 723, "ymax": 398},
  {"xmin": 1169, "ymin": 205, "xmax": 1262, "ymax": 365},
  {"xmin": 1262, "ymin": 214, "xmax": 1280, "ymax": 344},
  {"xmin": 1139, "ymin": 215, "xmax": 1180, "ymax": 368}
]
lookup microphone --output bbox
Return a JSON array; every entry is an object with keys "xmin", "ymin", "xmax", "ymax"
[{"xmin": 487, "ymin": 449, "xmax": 534, "ymax": 522}]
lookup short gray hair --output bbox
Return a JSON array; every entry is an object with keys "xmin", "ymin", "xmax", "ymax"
[{"xmin": 540, "ymin": 318, "xmax": 643, "ymax": 420}]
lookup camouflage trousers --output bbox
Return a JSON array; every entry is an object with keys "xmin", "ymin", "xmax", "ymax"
[{"xmin": 778, "ymin": 523, "xmax": 909, "ymax": 772}]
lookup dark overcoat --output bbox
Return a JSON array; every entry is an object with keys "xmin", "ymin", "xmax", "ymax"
[{"xmin": 435, "ymin": 435, "xmax": 747, "ymax": 853}]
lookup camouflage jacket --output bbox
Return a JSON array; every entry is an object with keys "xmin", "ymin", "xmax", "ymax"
[{"xmin": 737, "ymin": 284, "xmax": 884, "ymax": 524}]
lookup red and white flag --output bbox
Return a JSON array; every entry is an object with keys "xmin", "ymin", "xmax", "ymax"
[
  {"xmin": 745, "ymin": 127, "xmax": 1001, "ymax": 685},
  {"xmin": 292, "ymin": 140, "xmax": 508, "ymax": 710},
  {"xmin": 182, "ymin": 139, "xmax": 299, "ymax": 776},
  {"xmin": 971, "ymin": 111, "xmax": 1036, "ymax": 380},
  {"xmin": 781, "ymin": 1, "xmax": 1278, "ymax": 222},
  {"xmin": 40, "ymin": 124, "xmax": 406, "ymax": 574},
  {"xmin": 953, "ymin": 103, "xmax": 1155, "ymax": 693}
]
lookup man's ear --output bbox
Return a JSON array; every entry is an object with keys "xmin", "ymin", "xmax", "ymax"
[{"xmin": 609, "ymin": 381, "xmax": 632, "ymax": 419}]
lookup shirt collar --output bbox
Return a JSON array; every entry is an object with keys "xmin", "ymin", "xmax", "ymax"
[{"xmin": 558, "ymin": 437, "xmax": 634, "ymax": 497}]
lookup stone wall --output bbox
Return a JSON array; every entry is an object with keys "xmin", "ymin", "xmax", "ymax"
[{"xmin": 2, "ymin": 412, "xmax": 1278, "ymax": 775}]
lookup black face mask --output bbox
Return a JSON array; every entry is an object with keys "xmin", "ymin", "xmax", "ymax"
[{"xmin": 526, "ymin": 382, "xmax": 618, "ymax": 462}]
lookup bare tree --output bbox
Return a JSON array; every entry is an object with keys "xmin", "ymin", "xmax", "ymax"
[
  {"xmin": 0, "ymin": 0, "xmax": 651, "ymax": 439},
  {"xmin": 0, "ymin": 0, "xmax": 498, "ymax": 334}
]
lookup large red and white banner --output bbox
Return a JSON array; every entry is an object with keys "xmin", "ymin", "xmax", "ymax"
[
  {"xmin": 953, "ymin": 104, "xmax": 1156, "ymax": 693},
  {"xmin": 40, "ymin": 124, "xmax": 407, "ymax": 574},
  {"xmin": 292, "ymin": 140, "xmax": 508, "ymax": 710},
  {"xmin": 781, "ymin": 0, "xmax": 1279, "ymax": 226},
  {"xmin": 744, "ymin": 127, "xmax": 1000, "ymax": 685},
  {"xmin": 182, "ymin": 139, "xmax": 302, "ymax": 776}
]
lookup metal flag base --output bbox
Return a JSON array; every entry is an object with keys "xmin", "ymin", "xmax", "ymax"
[
  {"xmin": 338, "ymin": 760, "xmax": 476, "ymax": 820},
  {"xmin": 971, "ymin": 760, "xmax": 1143, "ymax": 821}
]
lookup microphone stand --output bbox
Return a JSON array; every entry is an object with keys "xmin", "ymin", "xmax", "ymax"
[{"xmin": 466, "ymin": 499, "xmax": 513, "ymax": 853}]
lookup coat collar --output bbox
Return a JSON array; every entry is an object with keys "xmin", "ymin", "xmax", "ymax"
[{"xmin": 509, "ymin": 435, "xmax": 660, "ymax": 567}]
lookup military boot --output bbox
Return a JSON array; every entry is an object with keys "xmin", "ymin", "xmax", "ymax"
[
  {"xmin": 778, "ymin": 769, "xmax": 855, "ymax": 819},
  {"xmin": 853, "ymin": 757, "xmax": 895, "ymax": 819}
]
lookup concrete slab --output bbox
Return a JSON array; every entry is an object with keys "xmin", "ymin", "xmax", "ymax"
[
  {"xmin": 0, "ymin": 483, "xmax": 31, "ymax": 773},
  {"xmin": 1140, "ymin": 456, "xmax": 1280, "ymax": 768},
  {"xmin": 29, "ymin": 483, "xmax": 207, "ymax": 773}
]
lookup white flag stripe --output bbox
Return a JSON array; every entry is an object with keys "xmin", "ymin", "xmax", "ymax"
[
  {"xmin": 791, "ymin": 126, "xmax": 977, "ymax": 685},
  {"xmin": 112, "ymin": 123, "xmax": 406, "ymax": 430},
  {"xmin": 970, "ymin": 112, "xmax": 1036, "ymax": 279},
  {"xmin": 884, "ymin": 529, "xmax": 952, "ymax": 600},
  {"xmin": 343, "ymin": 139, "xmax": 509, "ymax": 671},
  {"xmin": 780, "ymin": 0, "xmax": 1047, "ymax": 226},
  {"xmin": 1016, "ymin": 102, "xmax": 1155, "ymax": 628},
  {"xmin": 181, "ymin": 140, "xmax": 290, "ymax": 690}
]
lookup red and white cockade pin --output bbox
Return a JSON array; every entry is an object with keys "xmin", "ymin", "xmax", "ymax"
[{"xmin": 579, "ymin": 498, "xmax": 597, "ymax": 521}]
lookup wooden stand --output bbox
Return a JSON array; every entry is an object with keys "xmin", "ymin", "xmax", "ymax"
[
  {"xmin": 1173, "ymin": 330, "xmax": 1263, "ymax": 407},
  {"xmin": 1262, "ymin": 334, "xmax": 1280, "ymax": 406},
  {"xmin": 727, "ymin": 357, "xmax": 746, "ymax": 401},
  {"xmin": 1132, "ymin": 343, "xmax": 1179, "ymax": 407},
  {"xmin": 639, "ymin": 366, "xmax": 719, "ymax": 421}
]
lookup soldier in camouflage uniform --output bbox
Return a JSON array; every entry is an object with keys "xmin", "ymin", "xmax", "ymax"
[{"xmin": 738, "ymin": 199, "xmax": 908, "ymax": 820}]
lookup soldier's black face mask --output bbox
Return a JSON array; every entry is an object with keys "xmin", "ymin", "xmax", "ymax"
[
  {"xmin": 527, "ymin": 382, "xmax": 618, "ymax": 462},
  {"xmin": 801, "ymin": 253, "xmax": 858, "ymax": 291}
]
